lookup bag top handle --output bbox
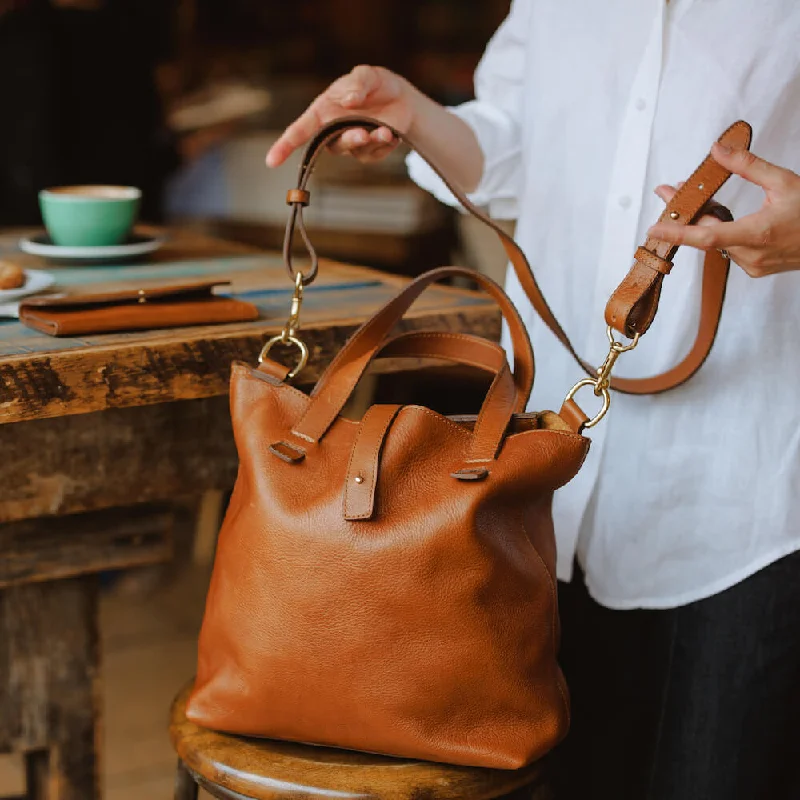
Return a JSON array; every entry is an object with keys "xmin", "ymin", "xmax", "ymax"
[
  {"xmin": 283, "ymin": 116, "xmax": 752, "ymax": 395},
  {"xmin": 289, "ymin": 265, "xmax": 535, "ymax": 446}
]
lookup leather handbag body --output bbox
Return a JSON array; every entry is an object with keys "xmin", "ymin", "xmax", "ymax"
[{"xmin": 186, "ymin": 117, "xmax": 752, "ymax": 769}]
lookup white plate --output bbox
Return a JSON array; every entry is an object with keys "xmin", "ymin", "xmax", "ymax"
[
  {"xmin": 19, "ymin": 232, "xmax": 166, "ymax": 264},
  {"xmin": 0, "ymin": 269, "xmax": 55, "ymax": 303}
]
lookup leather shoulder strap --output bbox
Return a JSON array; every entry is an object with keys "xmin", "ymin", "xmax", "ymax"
[{"xmin": 285, "ymin": 116, "xmax": 752, "ymax": 395}]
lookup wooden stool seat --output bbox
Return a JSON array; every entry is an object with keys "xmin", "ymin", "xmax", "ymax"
[{"xmin": 170, "ymin": 682, "xmax": 548, "ymax": 800}]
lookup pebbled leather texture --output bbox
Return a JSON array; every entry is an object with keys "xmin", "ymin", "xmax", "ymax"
[{"xmin": 187, "ymin": 355, "xmax": 589, "ymax": 768}]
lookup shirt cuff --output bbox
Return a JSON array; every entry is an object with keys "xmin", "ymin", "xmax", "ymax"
[{"xmin": 406, "ymin": 101, "xmax": 522, "ymax": 220}]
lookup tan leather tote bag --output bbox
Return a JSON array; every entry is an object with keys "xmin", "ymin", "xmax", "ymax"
[{"xmin": 186, "ymin": 117, "xmax": 752, "ymax": 768}]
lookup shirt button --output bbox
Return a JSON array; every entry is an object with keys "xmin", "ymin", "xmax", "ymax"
[
  {"xmin": 635, "ymin": 98, "xmax": 647, "ymax": 111},
  {"xmin": 618, "ymin": 195, "xmax": 632, "ymax": 209}
]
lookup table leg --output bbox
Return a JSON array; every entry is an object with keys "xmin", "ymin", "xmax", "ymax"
[
  {"xmin": 24, "ymin": 751, "xmax": 48, "ymax": 799},
  {"xmin": 174, "ymin": 761, "xmax": 199, "ymax": 800},
  {"xmin": 0, "ymin": 576, "xmax": 101, "ymax": 800}
]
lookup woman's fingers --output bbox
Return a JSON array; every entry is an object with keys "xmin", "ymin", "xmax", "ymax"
[
  {"xmin": 266, "ymin": 104, "xmax": 322, "ymax": 167},
  {"xmin": 328, "ymin": 127, "xmax": 399, "ymax": 159},
  {"xmin": 711, "ymin": 143, "xmax": 793, "ymax": 193},
  {"xmin": 649, "ymin": 214, "xmax": 766, "ymax": 250},
  {"xmin": 267, "ymin": 68, "xmax": 393, "ymax": 167},
  {"xmin": 354, "ymin": 142, "xmax": 400, "ymax": 163}
]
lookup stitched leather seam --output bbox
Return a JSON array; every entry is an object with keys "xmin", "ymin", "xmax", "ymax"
[
  {"xmin": 342, "ymin": 415, "xmax": 363, "ymax": 519},
  {"xmin": 356, "ymin": 407, "xmax": 400, "ymax": 520},
  {"xmin": 635, "ymin": 247, "xmax": 672, "ymax": 275},
  {"xmin": 239, "ymin": 365, "xmax": 585, "ymax": 453},
  {"xmin": 409, "ymin": 404, "xmax": 589, "ymax": 447},
  {"xmin": 472, "ymin": 361, "xmax": 507, "ymax": 445},
  {"xmin": 650, "ymin": 129, "xmax": 741, "ymax": 246},
  {"xmin": 295, "ymin": 263, "xmax": 534, "ymax": 440},
  {"xmin": 408, "ymin": 404, "xmax": 479, "ymax": 438},
  {"xmin": 387, "ymin": 330, "xmax": 504, "ymax": 358},
  {"xmin": 344, "ymin": 406, "xmax": 401, "ymax": 520},
  {"xmin": 305, "ymin": 331, "xmax": 504, "ymax": 439},
  {"xmin": 309, "ymin": 330, "xmax": 493, "ymax": 437},
  {"xmin": 384, "ymin": 347, "xmax": 502, "ymax": 372}
]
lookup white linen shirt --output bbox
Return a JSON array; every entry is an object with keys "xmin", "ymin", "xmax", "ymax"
[{"xmin": 407, "ymin": 0, "xmax": 800, "ymax": 609}]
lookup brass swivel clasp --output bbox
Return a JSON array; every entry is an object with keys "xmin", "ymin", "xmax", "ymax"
[
  {"xmin": 565, "ymin": 326, "xmax": 640, "ymax": 430},
  {"xmin": 282, "ymin": 271, "xmax": 304, "ymax": 341},
  {"xmin": 259, "ymin": 272, "xmax": 310, "ymax": 379},
  {"xmin": 594, "ymin": 325, "xmax": 640, "ymax": 395}
]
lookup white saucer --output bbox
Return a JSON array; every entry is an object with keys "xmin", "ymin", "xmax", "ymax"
[
  {"xmin": 0, "ymin": 269, "xmax": 55, "ymax": 304},
  {"xmin": 19, "ymin": 232, "xmax": 166, "ymax": 264}
]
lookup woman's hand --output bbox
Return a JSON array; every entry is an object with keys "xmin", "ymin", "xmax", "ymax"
[
  {"xmin": 649, "ymin": 144, "xmax": 800, "ymax": 277},
  {"xmin": 265, "ymin": 65, "xmax": 485, "ymax": 193},
  {"xmin": 266, "ymin": 66, "xmax": 417, "ymax": 168}
]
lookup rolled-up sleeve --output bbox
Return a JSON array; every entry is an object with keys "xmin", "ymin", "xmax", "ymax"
[{"xmin": 406, "ymin": 0, "xmax": 530, "ymax": 219}]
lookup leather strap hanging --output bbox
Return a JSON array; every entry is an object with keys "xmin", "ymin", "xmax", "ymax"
[{"xmin": 282, "ymin": 116, "xmax": 752, "ymax": 396}]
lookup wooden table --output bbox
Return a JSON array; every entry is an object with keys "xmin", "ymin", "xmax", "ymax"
[{"xmin": 0, "ymin": 229, "xmax": 499, "ymax": 799}]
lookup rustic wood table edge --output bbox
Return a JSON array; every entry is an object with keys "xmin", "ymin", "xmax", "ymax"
[{"xmin": 0, "ymin": 231, "xmax": 500, "ymax": 426}]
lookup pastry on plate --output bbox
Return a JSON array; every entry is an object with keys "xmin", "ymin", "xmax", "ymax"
[{"xmin": 0, "ymin": 261, "xmax": 25, "ymax": 290}]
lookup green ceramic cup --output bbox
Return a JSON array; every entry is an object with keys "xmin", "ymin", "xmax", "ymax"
[{"xmin": 39, "ymin": 185, "xmax": 141, "ymax": 247}]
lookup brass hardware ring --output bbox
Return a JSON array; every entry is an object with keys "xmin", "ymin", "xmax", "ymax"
[
  {"xmin": 258, "ymin": 334, "xmax": 309, "ymax": 379},
  {"xmin": 565, "ymin": 378, "xmax": 611, "ymax": 430},
  {"xmin": 606, "ymin": 325, "xmax": 641, "ymax": 352}
]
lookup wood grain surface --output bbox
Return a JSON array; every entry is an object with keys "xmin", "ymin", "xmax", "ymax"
[{"xmin": 0, "ymin": 237, "xmax": 499, "ymax": 426}]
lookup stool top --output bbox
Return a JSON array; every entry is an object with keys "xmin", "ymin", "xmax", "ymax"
[{"xmin": 170, "ymin": 682, "xmax": 545, "ymax": 800}]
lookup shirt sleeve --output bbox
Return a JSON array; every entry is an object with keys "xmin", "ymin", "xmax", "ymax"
[{"xmin": 406, "ymin": 0, "xmax": 530, "ymax": 220}]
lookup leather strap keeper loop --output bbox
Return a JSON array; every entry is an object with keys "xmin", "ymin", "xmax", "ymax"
[
  {"xmin": 286, "ymin": 189, "xmax": 311, "ymax": 206},
  {"xmin": 268, "ymin": 440, "xmax": 306, "ymax": 464},
  {"xmin": 635, "ymin": 247, "xmax": 673, "ymax": 275}
]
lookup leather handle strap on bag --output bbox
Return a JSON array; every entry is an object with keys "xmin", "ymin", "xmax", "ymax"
[
  {"xmin": 342, "ymin": 330, "xmax": 522, "ymax": 506},
  {"xmin": 284, "ymin": 116, "xmax": 753, "ymax": 395},
  {"xmin": 272, "ymin": 327, "xmax": 522, "ymax": 489},
  {"xmin": 376, "ymin": 330, "xmax": 517, "ymax": 468},
  {"xmin": 290, "ymin": 265, "xmax": 534, "ymax": 448}
]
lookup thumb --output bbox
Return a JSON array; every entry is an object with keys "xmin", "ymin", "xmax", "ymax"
[{"xmin": 711, "ymin": 142, "xmax": 790, "ymax": 192}]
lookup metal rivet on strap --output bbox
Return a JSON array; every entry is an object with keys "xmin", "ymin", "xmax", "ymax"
[
  {"xmin": 669, "ymin": 211, "xmax": 680, "ymax": 220},
  {"xmin": 698, "ymin": 183, "xmax": 705, "ymax": 190},
  {"xmin": 354, "ymin": 475, "xmax": 364, "ymax": 484}
]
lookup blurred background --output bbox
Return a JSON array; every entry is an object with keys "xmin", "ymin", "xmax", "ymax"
[
  {"xmin": 0, "ymin": 2, "xmax": 515, "ymax": 797},
  {"xmin": 0, "ymin": 0, "xmax": 512, "ymax": 279}
]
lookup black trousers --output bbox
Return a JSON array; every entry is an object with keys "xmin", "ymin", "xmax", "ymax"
[{"xmin": 551, "ymin": 550, "xmax": 800, "ymax": 800}]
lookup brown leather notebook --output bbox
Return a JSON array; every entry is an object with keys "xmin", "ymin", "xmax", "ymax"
[{"xmin": 19, "ymin": 280, "xmax": 259, "ymax": 337}]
